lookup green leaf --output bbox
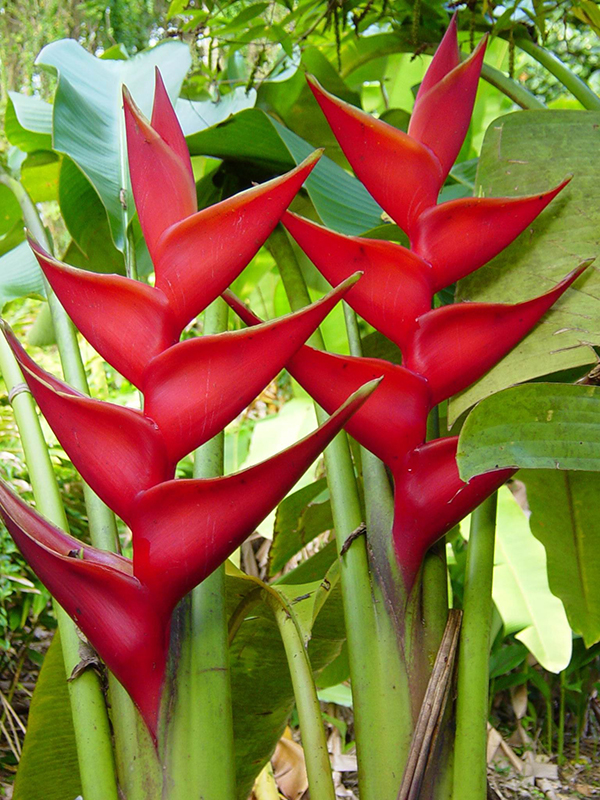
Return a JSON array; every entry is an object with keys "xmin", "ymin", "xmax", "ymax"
[
  {"xmin": 274, "ymin": 120, "xmax": 383, "ymax": 235},
  {"xmin": 522, "ymin": 470, "xmax": 600, "ymax": 647},
  {"xmin": 0, "ymin": 183, "xmax": 23, "ymax": 237},
  {"xmin": 270, "ymin": 478, "xmax": 332, "ymax": 575},
  {"xmin": 317, "ymin": 683, "xmax": 352, "ymax": 707},
  {"xmin": 0, "ymin": 241, "xmax": 45, "ymax": 310},
  {"xmin": 21, "ymin": 152, "xmax": 61, "ymax": 203},
  {"xmin": 13, "ymin": 630, "xmax": 82, "ymax": 800},
  {"xmin": 457, "ymin": 383, "xmax": 600, "ymax": 479},
  {"xmin": 5, "ymin": 92, "xmax": 53, "ymax": 153},
  {"xmin": 36, "ymin": 39, "xmax": 191, "ymax": 250},
  {"xmin": 491, "ymin": 486, "xmax": 572, "ymax": 673},
  {"xmin": 58, "ymin": 157, "xmax": 125, "ymax": 274},
  {"xmin": 450, "ymin": 111, "xmax": 600, "ymax": 423}
]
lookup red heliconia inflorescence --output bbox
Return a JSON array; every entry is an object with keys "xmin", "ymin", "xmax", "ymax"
[
  {"xmin": 229, "ymin": 16, "xmax": 587, "ymax": 588},
  {"xmin": 0, "ymin": 71, "xmax": 377, "ymax": 738}
]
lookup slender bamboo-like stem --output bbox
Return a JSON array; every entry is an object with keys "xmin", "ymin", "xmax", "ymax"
[
  {"xmin": 0, "ymin": 334, "xmax": 119, "ymax": 800},
  {"xmin": 270, "ymin": 597, "xmax": 336, "ymax": 800},
  {"xmin": 516, "ymin": 38, "xmax": 600, "ymax": 110},
  {"xmin": 267, "ymin": 226, "xmax": 412, "ymax": 800},
  {"xmin": 452, "ymin": 493, "xmax": 498, "ymax": 800},
  {"xmin": 162, "ymin": 297, "xmax": 237, "ymax": 800}
]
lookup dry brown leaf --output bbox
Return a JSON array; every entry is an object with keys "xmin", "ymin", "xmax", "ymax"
[{"xmin": 272, "ymin": 736, "xmax": 308, "ymax": 800}]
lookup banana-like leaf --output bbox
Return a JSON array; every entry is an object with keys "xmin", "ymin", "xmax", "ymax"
[
  {"xmin": 491, "ymin": 487, "xmax": 572, "ymax": 672},
  {"xmin": 522, "ymin": 470, "xmax": 600, "ymax": 647},
  {"xmin": 36, "ymin": 39, "xmax": 191, "ymax": 250},
  {"xmin": 451, "ymin": 111, "xmax": 600, "ymax": 422}
]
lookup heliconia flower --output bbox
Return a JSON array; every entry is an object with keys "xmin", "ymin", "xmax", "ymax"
[
  {"xmin": 0, "ymin": 380, "xmax": 377, "ymax": 738},
  {"xmin": 0, "ymin": 68, "xmax": 385, "ymax": 742},
  {"xmin": 230, "ymin": 19, "xmax": 589, "ymax": 592}
]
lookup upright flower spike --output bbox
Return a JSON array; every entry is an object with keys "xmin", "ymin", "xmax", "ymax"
[
  {"xmin": 251, "ymin": 22, "xmax": 587, "ymax": 590},
  {"xmin": 0, "ymin": 70, "xmax": 384, "ymax": 738}
]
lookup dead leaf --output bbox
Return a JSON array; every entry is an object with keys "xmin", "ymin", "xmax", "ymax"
[{"xmin": 272, "ymin": 736, "xmax": 308, "ymax": 800}]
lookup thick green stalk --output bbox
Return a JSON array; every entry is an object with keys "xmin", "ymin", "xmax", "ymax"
[
  {"xmin": 0, "ymin": 334, "xmax": 119, "ymax": 800},
  {"xmin": 452, "ymin": 493, "xmax": 498, "ymax": 800},
  {"xmin": 516, "ymin": 38, "xmax": 600, "ymax": 110},
  {"xmin": 270, "ymin": 598, "xmax": 336, "ymax": 800},
  {"xmin": 267, "ymin": 226, "xmax": 411, "ymax": 799},
  {"xmin": 162, "ymin": 297, "xmax": 236, "ymax": 800}
]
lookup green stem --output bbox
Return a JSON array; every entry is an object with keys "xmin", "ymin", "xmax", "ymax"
[
  {"xmin": 162, "ymin": 297, "xmax": 236, "ymax": 800},
  {"xmin": 270, "ymin": 598, "xmax": 336, "ymax": 800},
  {"xmin": 268, "ymin": 226, "xmax": 411, "ymax": 800},
  {"xmin": 516, "ymin": 38, "xmax": 600, "ymax": 110},
  {"xmin": 0, "ymin": 334, "xmax": 119, "ymax": 800},
  {"xmin": 452, "ymin": 493, "xmax": 498, "ymax": 800},
  {"xmin": 480, "ymin": 62, "xmax": 546, "ymax": 110}
]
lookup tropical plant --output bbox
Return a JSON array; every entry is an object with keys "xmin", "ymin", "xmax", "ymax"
[{"xmin": 0, "ymin": 10, "xmax": 599, "ymax": 800}]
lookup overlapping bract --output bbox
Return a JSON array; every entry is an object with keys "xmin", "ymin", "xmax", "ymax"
[
  {"xmin": 0, "ymin": 74, "xmax": 374, "ymax": 737},
  {"xmin": 273, "ymin": 18, "xmax": 586, "ymax": 586}
]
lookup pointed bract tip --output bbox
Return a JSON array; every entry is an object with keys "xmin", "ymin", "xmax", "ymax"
[
  {"xmin": 568, "ymin": 258, "xmax": 595, "ymax": 281},
  {"xmin": 342, "ymin": 376, "xmax": 382, "ymax": 408},
  {"xmin": 299, "ymin": 148, "xmax": 324, "ymax": 169},
  {"xmin": 337, "ymin": 270, "xmax": 364, "ymax": 291}
]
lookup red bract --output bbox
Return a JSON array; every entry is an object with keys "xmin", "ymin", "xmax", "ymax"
[
  {"xmin": 0, "ymin": 73, "xmax": 376, "ymax": 737},
  {"xmin": 265, "ymin": 21, "xmax": 587, "ymax": 588}
]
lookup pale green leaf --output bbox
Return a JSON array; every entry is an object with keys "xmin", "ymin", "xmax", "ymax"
[
  {"xmin": 492, "ymin": 486, "xmax": 572, "ymax": 672},
  {"xmin": 0, "ymin": 241, "xmax": 45, "ymax": 310},
  {"xmin": 239, "ymin": 399, "xmax": 317, "ymax": 537},
  {"xmin": 522, "ymin": 470, "xmax": 600, "ymax": 647}
]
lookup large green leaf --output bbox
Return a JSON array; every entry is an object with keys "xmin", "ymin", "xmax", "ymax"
[
  {"xmin": 186, "ymin": 107, "xmax": 383, "ymax": 235},
  {"xmin": 457, "ymin": 383, "xmax": 600, "ymax": 479},
  {"xmin": 0, "ymin": 241, "xmax": 46, "ymax": 310},
  {"xmin": 450, "ymin": 111, "xmax": 600, "ymax": 423},
  {"xmin": 5, "ymin": 92, "xmax": 53, "ymax": 152},
  {"xmin": 36, "ymin": 39, "xmax": 191, "ymax": 250},
  {"xmin": 522, "ymin": 470, "xmax": 600, "ymax": 647},
  {"xmin": 13, "ymin": 630, "xmax": 82, "ymax": 800},
  {"xmin": 227, "ymin": 567, "xmax": 345, "ymax": 799},
  {"xmin": 491, "ymin": 486, "xmax": 572, "ymax": 672}
]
